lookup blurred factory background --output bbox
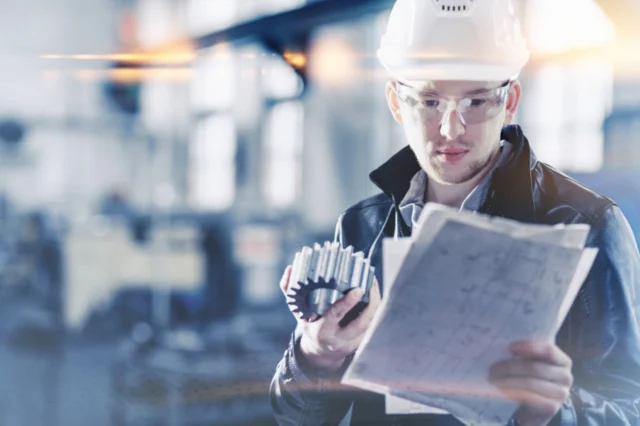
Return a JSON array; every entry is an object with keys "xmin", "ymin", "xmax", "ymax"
[{"xmin": 0, "ymin": 0, "xmax": 638, "ymax": 425}]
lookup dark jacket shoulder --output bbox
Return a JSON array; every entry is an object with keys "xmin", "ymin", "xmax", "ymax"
[
  {"xmin": 532, "ymin": 162, "xmax": 615, "ymax": 226},
  {"xmin": 339, "ymin": 193, "xmax": 393, "ymax": 255}
]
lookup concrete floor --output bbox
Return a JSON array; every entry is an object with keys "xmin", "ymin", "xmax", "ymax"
[
  {"xmin": 0, "ymin": 303, "xmax": 283, "ymax": 426},
  {"xmin": 0, "ymin": 329, "xmax": 114, "ymax": 426}
]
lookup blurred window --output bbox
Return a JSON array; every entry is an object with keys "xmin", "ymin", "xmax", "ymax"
[
  {"xmin": 521, "ymin": 0, "xmax": 614, "ymax": 172},
  {"xmin": 263, "ymin": 101, "xmax": 304, "ymax": 208},
  {"xmin": 138, "ymin": 0, "xmax": 180, "ymax": 47},
  {"xmin": 191, "ymin": 46, "xmax": 236, "ymax": 112},
  {"xmin": 522, "ymin": 61, "xmax": 612, "ymax": 172},
  {"xmin": 262, "ymin": 55, "xmax": 304, "ymax": 100},
  {"xmin": 189, "ymin": 43, "xmax": 237, "ymax": 210},
  {"xmin": 189, "ymin": 114, "xmax": 236, "ymax": 210}
]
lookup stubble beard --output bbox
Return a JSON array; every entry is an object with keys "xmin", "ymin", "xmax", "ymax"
[{"xmin": 426, "ymin": 149, "xmax": 497, "ymax": 185}]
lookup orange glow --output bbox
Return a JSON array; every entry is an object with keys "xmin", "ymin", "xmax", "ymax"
[
  {"xmin": 308, "ymin": 37, "xmax": 358, "ymax": 87},
  {"xmin": 41, "ymin": 40, "xmax": 197, "ymax": 66},
  {"xmin": 68, "ymin": 68, "xmax": 192, "ymax": 83},
  {"xmin": 110, "ymin": 67, "xmax": 193, "ymax": 83},
  {"xmin": 283, "ymin": 51, "xmax": 307, "ymax": 69}
]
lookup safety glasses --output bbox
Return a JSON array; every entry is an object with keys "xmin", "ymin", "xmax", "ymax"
[{"xmin": 395, "ymin": 80, "xmax": 511, "ymax": 125}]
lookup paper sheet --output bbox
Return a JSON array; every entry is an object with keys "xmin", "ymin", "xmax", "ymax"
[
  {"xmin": 383, "ymin": 238, "xmax": 449, "ymax": 415},
  {"xmin": 343, "ymin": 204, "xmax": 597, "ymax": 425}
]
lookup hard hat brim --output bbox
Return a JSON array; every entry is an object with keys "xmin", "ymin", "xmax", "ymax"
[{"xmin": 378, "ymin": 49, "xmax": 529, "ymax": 83}]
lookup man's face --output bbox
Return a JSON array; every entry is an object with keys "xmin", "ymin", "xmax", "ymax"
[{"xmin": 386, "ymin": 80, "xmax": 521, "ymax": 185}]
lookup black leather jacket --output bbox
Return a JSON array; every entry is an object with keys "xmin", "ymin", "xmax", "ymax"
[{"xmin": 271, "ymin": 125, "xmax": 640, "ymax": 426}]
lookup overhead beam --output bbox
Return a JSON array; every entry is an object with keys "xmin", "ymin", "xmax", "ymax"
[{"xmin": 195, "ymin": 0, "xmax": 394, "ymax": 49}]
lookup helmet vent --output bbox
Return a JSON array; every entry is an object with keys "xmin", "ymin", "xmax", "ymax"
[{"xmin": 432, "ymin": 0, "xmax": 475, "ymax": 15}]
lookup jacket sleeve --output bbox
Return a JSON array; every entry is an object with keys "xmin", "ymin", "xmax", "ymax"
[
  {"xmin": 552, "ymin": 205, "xmax": 640, "ymax": 426},
  {"xmin": 269, "ymin": 326, "xmax": 354, "ymax": 426},
  {"xmin": 270, "ymin": 213, "xmax": 355, "ymax": 426}
]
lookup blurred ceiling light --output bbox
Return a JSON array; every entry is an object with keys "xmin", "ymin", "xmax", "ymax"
[
  {"xmin": 526, "ymin": 0, "xmax": 615, "ymax": 55},
  {"xmin": 308, "ymin": 36, "xmax": 357, "ymax": 87},
  {"xmin": 40, "ymin": 41, "xmax": 197, "ymax": 66}
]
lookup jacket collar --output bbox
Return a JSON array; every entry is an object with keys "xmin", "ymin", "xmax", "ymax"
[{"xmin": 369, "ymin": 124, "xmax": 539, "ymax": 224}]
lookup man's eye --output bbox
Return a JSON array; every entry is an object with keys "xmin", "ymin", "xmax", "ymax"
[
  {"xmin": 422, "ymin": 99, "xmax": 440, "ymax": 108},
  {"xmin": 469, "ymin": 98, "xmax": 488, "ymax": 107}
]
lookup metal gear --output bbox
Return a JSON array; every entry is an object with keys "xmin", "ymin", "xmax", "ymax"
[{"xmin": 286, "ymin": 241, "xmax": 375, "ymax": 320}]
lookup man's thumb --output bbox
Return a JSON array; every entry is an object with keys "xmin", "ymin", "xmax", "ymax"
[{"xmin": 325, "ymin": 288, "xmax": 363, "ymax": 323}]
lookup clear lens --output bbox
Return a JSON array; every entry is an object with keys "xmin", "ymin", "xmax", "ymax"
[{"xmin": 396, "ymin": 82, "xmax": 510, "ymax": 125}]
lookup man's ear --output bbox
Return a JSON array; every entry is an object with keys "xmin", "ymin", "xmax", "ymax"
[
  {"xmin": 385, "ymin": 81, "xmax": 403, "ymax": 124},
  {"xmin": 503, "ymin": 80, "xmax": 522, "ymax": 125}
]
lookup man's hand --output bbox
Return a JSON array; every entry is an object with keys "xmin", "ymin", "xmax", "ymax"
[
  {"xmin": 279, "ymin": 265, "xmax": 381, "ymax": 371},
  {"xmin": 489, "ymin": 341, "xmax": 574, "ymax": 426}
]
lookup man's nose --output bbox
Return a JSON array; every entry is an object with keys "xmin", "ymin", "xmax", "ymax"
[{"xmin": 439, "ymin": 105, "xmax": 465, "ymax": 140}]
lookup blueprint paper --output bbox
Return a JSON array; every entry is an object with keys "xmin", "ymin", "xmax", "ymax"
[{"xmin": 343, "ymin": 204, "xmax": 597, "ymax": 426}]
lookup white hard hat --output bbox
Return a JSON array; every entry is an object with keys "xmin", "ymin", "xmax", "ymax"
[{"xmin": 378, "ymin": 0, "xmax": 530, "ymax": 82}]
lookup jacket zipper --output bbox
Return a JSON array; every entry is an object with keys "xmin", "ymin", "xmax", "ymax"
[{"xmin": 391, "ymin": 195, "xmax": 405, "ymax": 238}]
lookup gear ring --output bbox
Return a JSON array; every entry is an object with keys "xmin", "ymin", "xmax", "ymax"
[
  {"xmin": 286, "ymin": 277, "xmax": 342, "ymax": 320},
  {"xmin": 285, "ymin": 242, "xmax": 375, "ymax": 320}
]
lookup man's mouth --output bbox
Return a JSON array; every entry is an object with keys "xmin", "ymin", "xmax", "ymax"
[{"xmin": 435, "ymin": 148, "xmax": 469, "ymax": 163}]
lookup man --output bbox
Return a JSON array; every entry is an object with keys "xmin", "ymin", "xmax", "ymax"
[{"xmin": 270, "ymin": 0, "xmax": 640, "ymax": 425}]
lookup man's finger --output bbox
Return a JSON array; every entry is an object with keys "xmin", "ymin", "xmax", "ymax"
[
  {"xmin": 369, "ymin": 278, "xmax": 381, "ymax": 306},
  {"xmin": 279, "ymin": 265, "xmax": 293, "ymax": 295},
  {"xmin": 318, "ymin": 288, "xmax": 364, "ymax": 332},
  {"xmin": 339, "ymin": 280, "xmax": 381, "ymax": 340},
  {"xmin": 510, "ymin": 341, "xmax": 572, "ymax": 368},
  {"xmin": 489, "ymin": 376, "xmax": 570, "ymax": 403},
  {"xmin": 490, "ymin": 359, "xmax": 573, "ymax": 387}
]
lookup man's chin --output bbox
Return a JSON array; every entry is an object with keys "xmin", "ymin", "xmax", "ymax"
[{"xmin": 428, "ymin": 169, "xmax": 479, "ymax": 185}]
